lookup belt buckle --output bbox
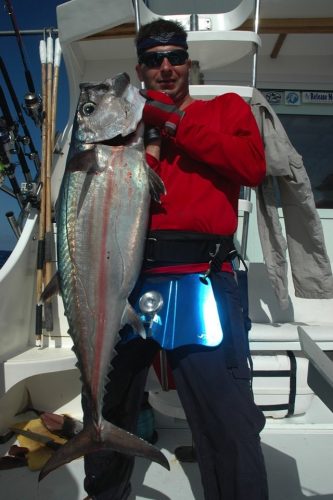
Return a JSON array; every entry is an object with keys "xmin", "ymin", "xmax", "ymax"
[{"xmin": 145, "ymin": 237, "xmax": 157, "ymax": 262}]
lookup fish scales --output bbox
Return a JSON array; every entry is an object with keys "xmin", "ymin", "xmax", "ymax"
[
  {"xmin": 60, "ymin": 147, "xmax": 148, "ymax": 395},
  {"xmin": 39, "ymin": 73, "xmax": 167, "ymax": 480}
]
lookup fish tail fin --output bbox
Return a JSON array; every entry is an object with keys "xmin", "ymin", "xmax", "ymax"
[
  {"xmin": 101, "ymin": 419, "xmax": 169, "ymax": 470},
  {"xmin": 39, "ymin": 419, "xmax": 169, "ymax": 481},
  {"xmin": 39, "ymin": 424, "xmax": 95, "ymax": 481}
]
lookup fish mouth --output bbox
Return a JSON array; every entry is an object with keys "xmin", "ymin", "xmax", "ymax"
[{"xmin": 92, "ymin": 131, "xmax": 138, "ymax": 147}]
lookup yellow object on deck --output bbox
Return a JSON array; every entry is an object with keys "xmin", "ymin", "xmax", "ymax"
[{"xmin": 13, "ymin": 418, "xmax": 67, "ymax": 471}]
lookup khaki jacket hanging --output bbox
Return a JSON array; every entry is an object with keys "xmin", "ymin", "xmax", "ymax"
[{"xmin": 251, "ymin": 88, "xmax": 333, "ymax": 309}]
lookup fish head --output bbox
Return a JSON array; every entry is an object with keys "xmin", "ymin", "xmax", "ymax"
[{"xmin": 75, "ymin": 73, "xmax": 145, "ymax": 147}]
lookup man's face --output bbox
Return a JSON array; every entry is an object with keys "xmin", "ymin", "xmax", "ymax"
[{"xmin": 136, "ymin": 44, "xmax": 191, "ymax": 106}]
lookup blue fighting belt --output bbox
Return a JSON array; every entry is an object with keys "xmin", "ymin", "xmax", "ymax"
[{"xmin": 125, "ymin": 274, "xmax": 223, "ymax": 350}]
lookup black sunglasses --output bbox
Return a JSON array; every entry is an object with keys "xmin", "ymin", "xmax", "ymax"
[{"xmin": 138, "ymin": 49, "xmax": 189, "ymax": 68}]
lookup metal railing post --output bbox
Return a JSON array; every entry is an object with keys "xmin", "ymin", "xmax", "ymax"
[{"xmin": 241, "ymin": 0, "xmax": 261, "ymax": 258}]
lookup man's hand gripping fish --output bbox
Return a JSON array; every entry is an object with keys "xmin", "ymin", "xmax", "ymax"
[{"xmin": 39, "ymin": 73, "xmax": 168, "ymax": 480}]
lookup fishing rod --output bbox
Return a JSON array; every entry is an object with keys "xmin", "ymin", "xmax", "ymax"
[
  {"xmin": 43, "ymin": 35, "xmax": 55, "ymax": 334},
  {"xmin": 0, "ymin": 87, "xmax": 38, "ymax": 210},
  {"xmin": 0, "ymin": 84, "xmax": 32, "ymax": 183},
  {"xmin": 4, "ymin": 0, "xmax": 35, "ymax": 92},
  {"xmin": 35, "ymin": 36, "xmax": 62, "ymax": 342},
  {"xmin": 0, "ymin": 184, "xmax": 17, "ymax": 198},
  {"xmin": 35, "ymin": 39, "xmax": 47, "ymax": 345},
  {"xmin": 51, "ymin": 38, "xmax": 61, "ymax": 152},
  {"xmin": 3, "ymin": 0, "xmax": 44, "ymax": 128},
  {"xmin": 0, "ymin": 83, "xmax": 14, "ymax": 129},
  {"xmin": 0, "ymin": 141, "xmax": 24, "ymax": 209},
  {"xmin": 0, "ymin": 56, "xmax": 40, "ymax": 173},
  {"xmin": 0, "ymin": 95, "xmax": 26, "ymax": 209}
]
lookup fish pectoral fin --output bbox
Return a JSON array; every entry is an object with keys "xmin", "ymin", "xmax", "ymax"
[
  {"xmin": 77, "ymin": 172, "xmax": 95, "ymax": 217},
  {"xmin": 39, "ymin": 419, "xmax": 169, "ymax": 481},
  {"xmin": 67, "ymin": 148, "xmax": 96, "ymax": 173},
  {"xmin": 122, "ymin": 302, "xmax": 146, "ymax": 339},
  {"xmin": 147, "ymin": 167, "xmax": 166, "ymax": 203}
]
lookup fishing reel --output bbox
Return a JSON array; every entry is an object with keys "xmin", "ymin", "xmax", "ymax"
[
  {"xmin": 21, "ymin": 181, "xmax": 39, "ymax": 206},
  {"xmin": 23, "ymin": 92, "xmax": 43, "ymax": 128}
]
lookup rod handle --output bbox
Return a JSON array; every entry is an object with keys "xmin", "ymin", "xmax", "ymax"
[
  {"xmin": 39, "ymin": 40, "xmax": 46, "ymax": 64},
  {"xmin": 54, "ymin": 38, "xmax": 62, "ymax": 67},
  {"xmin": 47, "ymin": 36, "xmax": 53, "ymax": 64}
]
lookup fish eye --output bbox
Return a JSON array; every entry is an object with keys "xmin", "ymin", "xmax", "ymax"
[{"xmin": 81, "ymin": 102, "xmax": 96, "ymax": 116}]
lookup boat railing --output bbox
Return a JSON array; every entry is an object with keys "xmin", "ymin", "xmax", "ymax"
[{"xmin": 137, "ymin": 0, "xmax": 256, "ymax": 31}]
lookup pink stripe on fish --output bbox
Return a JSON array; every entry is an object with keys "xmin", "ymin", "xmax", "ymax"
[{"xmin": 91, "ymin": 168, "xmax": 115, "ymax": 400}]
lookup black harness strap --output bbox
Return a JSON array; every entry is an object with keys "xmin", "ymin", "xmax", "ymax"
[{"xmin": 144, "ymin": 230, "xmax": 236, "ymax": 268}]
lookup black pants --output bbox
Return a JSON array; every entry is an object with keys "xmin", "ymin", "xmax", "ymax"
[{"xmin": 83, "ymin": 272, "xmax": 269, "ymax": 500}]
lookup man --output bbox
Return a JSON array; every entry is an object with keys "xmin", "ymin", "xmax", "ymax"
[{"xmin": 84, "ymin": 18, "xmax": 268, "ymax": 500}]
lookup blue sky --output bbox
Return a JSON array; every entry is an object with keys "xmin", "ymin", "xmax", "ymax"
[{"xmin": 0, "ymin": 0, "xmax": 67, "ymax": 250}]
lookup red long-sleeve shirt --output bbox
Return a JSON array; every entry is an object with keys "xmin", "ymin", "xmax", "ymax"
[{"xmin": 146, "ymin": 92, "xmax": 266, "ymax": 274}]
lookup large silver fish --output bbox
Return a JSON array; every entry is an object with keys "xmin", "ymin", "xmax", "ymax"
[{"xmin": 39, "ymin": 73, "xmax": 167, "ymax": 479}]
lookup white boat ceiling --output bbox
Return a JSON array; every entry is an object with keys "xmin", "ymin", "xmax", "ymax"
[{"xmin": 56, "ymin": 0, "xmax": 333, "ymax": 92}]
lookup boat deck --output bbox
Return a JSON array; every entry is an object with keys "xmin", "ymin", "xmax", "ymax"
[{"xmin": 1, "ymin": 402, "xmax": 333, "ymax": 500}]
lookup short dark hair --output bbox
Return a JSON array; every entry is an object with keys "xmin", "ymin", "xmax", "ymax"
[{"xmin": 135, "ymin": 18, "xmax": 188, "ymax": 56}]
